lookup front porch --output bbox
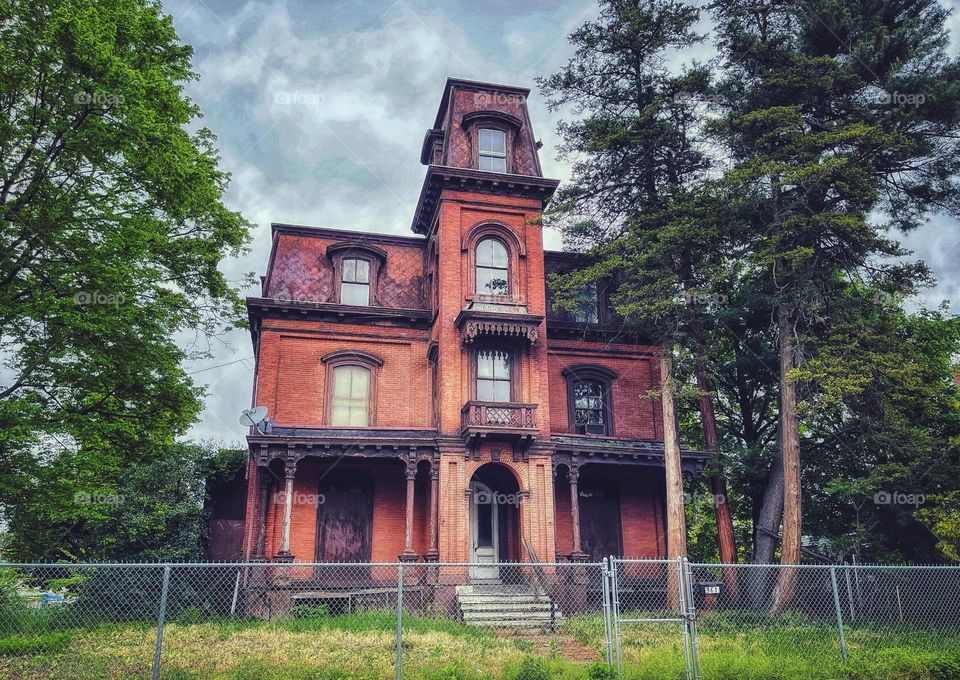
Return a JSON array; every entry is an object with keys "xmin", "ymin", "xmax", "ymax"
[{"xmin": 246, "ymin": 434, "xmax": 441, "ymax": 569}]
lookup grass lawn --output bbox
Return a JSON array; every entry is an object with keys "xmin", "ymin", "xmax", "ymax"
[{"xmin": 1, "ymin": 611, "xmax": 958, "ymax": 679}]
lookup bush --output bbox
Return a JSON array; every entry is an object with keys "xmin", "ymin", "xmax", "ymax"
[
  {"xmin": 0, "ymin": 631, "xmax": 71, "ymax": 656},
  {"xmin": 510, "ymin": 657, "xmax": 550, "ymax": 680},
  {"xmin": 291, "ymin": 604, "xmax": 330, "ymax": 620}
]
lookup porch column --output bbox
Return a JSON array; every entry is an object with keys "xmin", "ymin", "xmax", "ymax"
[
  {"xmin": 569, "ymin": 464, "xmax": 586, "ymax": 558},
  {"xmin": 275, "ymin": 456, "xmax": 297, "ymax": 561},
  {"xmin": 255, "ymin": 465, "xmax": 271, "ymax": 558},
  {"xmin": 426, "ymin": 462, "xmax": 440, "ymax": 561},
  {"xmin": 401, "ymin": 459, "xmax": 418, "ymax": 560}
]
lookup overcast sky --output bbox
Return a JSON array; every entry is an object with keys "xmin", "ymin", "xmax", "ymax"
[{"xmin": 166, "ymin": 0, "xmax": 960, "ymax": 447}]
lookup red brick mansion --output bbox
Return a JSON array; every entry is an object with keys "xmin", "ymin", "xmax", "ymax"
[{"xmin": 238, "ymin": 78, "xmax": 707, "ymax": 573}]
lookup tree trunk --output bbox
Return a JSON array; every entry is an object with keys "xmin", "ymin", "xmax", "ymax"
[
  {"xmin": 693, "ymin": 351, "xmax": 739, "ymax": 602},
  {"xmin": 772, "ymin": 303, "xmax": 801, "ymax": 613},
  {"xmin": 750, "ymin": 443, "xmax": 784, "ymax": 609},
  {"xmin": 660, "ymin": 344, "xmax": 687, "ymax": 611}
]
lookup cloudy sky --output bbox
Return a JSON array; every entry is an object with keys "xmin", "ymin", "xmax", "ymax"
[{"xmin": 166, "ymin": 0, "xmax": 960, "ymax": 447}]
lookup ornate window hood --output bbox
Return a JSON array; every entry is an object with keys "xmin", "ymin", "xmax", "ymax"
[{"xmin": 454, "ymin": 301, "xmax": 544, "ymax": 345}]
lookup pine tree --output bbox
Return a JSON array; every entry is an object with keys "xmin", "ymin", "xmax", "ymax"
[{"xmin": 710, "ymin": 0, "xmax": 960, "ymax": 608}]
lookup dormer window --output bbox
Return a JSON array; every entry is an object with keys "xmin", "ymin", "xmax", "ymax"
[
  {"xmin": 327, "ymin": 242, "xmax": 386, "ymax": 307},
  {"xmin": 340, "ymin": 258, "xmax": 371, "ymax": 306},
  {"xmin": 478, "ymin": 128, "xmax": 507, "ymax": 173},
  {"xmin": 476, "ymin": 237, "xmax": 509, "ymax": 296}
]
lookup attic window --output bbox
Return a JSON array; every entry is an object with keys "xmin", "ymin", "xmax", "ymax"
[{"xmin": 478, "ymin": 129, "xmax": 507, "ymax": 173}]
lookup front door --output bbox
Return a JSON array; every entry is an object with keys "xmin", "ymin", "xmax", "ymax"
[
  {"xmin": 579, "ymin": 483, "xmax": 623, "ymax": 561},
  {"xmin": 316, "ymin": 473, "xmax": 373, "ymax": 566},
  {"xmin": 469, "ymin": 481, "xmax": 500, "ymax": 581}
]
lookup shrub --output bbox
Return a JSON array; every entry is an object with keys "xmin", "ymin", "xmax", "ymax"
[
  {"xmin": 291, "ymin": 604, "xmax": 330, "ymax": 620},
  {"xmin": 0, "ymin": 631, "xmax": 71, "ymax": 656},
  {"xmin": 510, "ymin": 657, "xmax": 550, "ymax": 680}
]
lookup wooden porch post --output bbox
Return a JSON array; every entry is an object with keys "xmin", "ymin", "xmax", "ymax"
[
  {"xmin": 426, "ymin": 462, "xmax": 440, "ymax": 561},
  {"xmin": 569, "ymin": 464, "xmax": 586, "ymax": 558},
  {"xmin": 275, "ymin": 456, "xmax": 297, "ymax": 560},
  {"xmin": 401, "ymin": 459, "xmax": 418, "ymax": 560},
  {"xmin": 255, "ymin": 466, "xmax": 271, "ymax": 558}
]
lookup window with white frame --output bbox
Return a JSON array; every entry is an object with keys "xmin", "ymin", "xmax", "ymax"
[{"xmin": 478, "ymin": 128, "xmax": 507, "ymax": 173}]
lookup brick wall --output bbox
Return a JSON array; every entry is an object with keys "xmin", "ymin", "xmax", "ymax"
[
  {"xmin": 547, "ymin": 340, "xmax": 663, "ymax": 440},
  {"xmin": 254, "ymin": 319, "xmax": 433, "ymax": 429}
]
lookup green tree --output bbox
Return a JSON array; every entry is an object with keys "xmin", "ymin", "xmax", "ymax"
[
  {"xmin": 539, "ymin": 0, "xmax": 727, "ymax": 590},
  {"xmin": 710, "ymin": 0, "xmax": 960, "ymax": 605},
  {"xmin": 7, "ymin": 442, "xmax": 246, "ymax": 562},
  {"xmin": 0, "ymin": 0, "xmax": 251, "ymax": 559}
]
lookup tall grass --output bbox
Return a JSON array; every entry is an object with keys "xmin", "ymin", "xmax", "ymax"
[{"xmin": 1, "ymin": 604, "xmax": 959, "ymax": 679}]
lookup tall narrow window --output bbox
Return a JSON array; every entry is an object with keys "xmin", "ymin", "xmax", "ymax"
[
  {"xmin": 572, "ymin": 283, "xmax": 599, "ymax": 323},
  {"xmin": 476, "ymin": 238, "xmax": 509, "ymax": 296},
  {"xmin": 478, "ymin": 128, "xmax": 507, "ymax": 173},
  {"xmin": 572, "ymin": 379, "xmax": 608, "ymax": 434},
  {"xmin": 330, "ymin": 365, "xmax": 371, "ymax": 426},
  {"xmin": 340, "ymin": 258, "xmax": 370, "ymax": 306},
  {"xmin": 476, "ymin": 350, "xmax": 511, "ymax": 402}
]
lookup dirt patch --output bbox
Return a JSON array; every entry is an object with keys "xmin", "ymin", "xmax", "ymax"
[{"xmin": 495, "ymin": 631, "xmax": 603, "ymax": 664}]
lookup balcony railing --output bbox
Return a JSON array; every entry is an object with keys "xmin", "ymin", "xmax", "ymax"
[{"xmin": 460, "ymin": 400, "xmax": 538, "ymax": 439}]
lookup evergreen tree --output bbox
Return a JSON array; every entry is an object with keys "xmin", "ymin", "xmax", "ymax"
[
  {"xmin": 710, "ymin": 0, "xmax": 960, "ymax": 606},
  {"xmin": 539, "ymin": 0, "xmax": 727, "ymax": 592}
]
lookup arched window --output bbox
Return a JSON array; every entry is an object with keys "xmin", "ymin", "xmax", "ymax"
[
  {"xmin": 330, "ymin": 365, "xmax": 371, "ymax": 426},
  {"xmin": 572, "ymin": 283, "xmax": 599, "ymax": 323},
  {"xmin": 478, "ymin": 128, "xmax": 507, "ymax": 172},
  {"xmin": 476, "ymin": 238, "xmax": 509, "ymax": 296},
  {"xmin": 322, "ymin": 350, "xmax": 383, "ymax": 427},
  {"xmin": 476, "ymin": 349, "xmax": 512, "ymax": 402},
  {"xmin": 563, "ymin": 365, "xmax": 616, "ymax": 436},
  {"xmin": 572, "ymin": 379, "xmax": 607, "ymax": 434}
]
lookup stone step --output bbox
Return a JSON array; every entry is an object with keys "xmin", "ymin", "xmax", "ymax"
[
  {"xmin": 462, "ymin": 610, "xmax": 564, "ymax": 621},
  {"xmin": 459, "ymin": 601, "xmax": 555, "ymax": 612},
  {"xmin": 456, "ymin": 595, "xmax": 548, "ymax": 605},
  {"xmin": 454, "ymin": 583, "xmax": 563, "ymax": 629},
  {"xmin": 455, "ymin": 584, "xmax": 534, "ymax": 595}
]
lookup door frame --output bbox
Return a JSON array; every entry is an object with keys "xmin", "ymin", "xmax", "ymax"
[{"xmin": 469, "ymin": 480, "xmax": 500, "ymax": 581}]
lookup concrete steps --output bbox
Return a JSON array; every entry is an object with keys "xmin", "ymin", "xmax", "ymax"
[{"xmin": 456, "ymin": 584, "xmax": 562, "ymax": 631}]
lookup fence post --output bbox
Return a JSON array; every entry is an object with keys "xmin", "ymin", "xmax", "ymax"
[
  {"xmin": 683, "ymin": 558, "xmax": 701, "ymax": 680},
  {"xmin": 830, "ymin": 566, "xmax": 849, "ymax": 664},
  {"xmin": 611, "ymin": 556, "xmax": 622, "ymax": 674},
  {"xmin": 844, "ymin": 566, "xmax": 856, "ymax": 623},
  {"xmin": 601, "ymin": 558, "xmax": 614, "ymax": 671},
  {"xmin": 152, "ymin": 564, "xmax": 171, "ymax": 680},
  {"xmin": 230, "ymin": 569, "xmax": 241, "ymax": 617},
  {"xmin": 395, "ymin": 563, "xmax": 404, "ymax": 680}
]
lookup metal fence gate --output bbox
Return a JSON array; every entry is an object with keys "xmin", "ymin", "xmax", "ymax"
[{"xmin": 608, "ymin": 557, "xmax": 700, "ymax": 679}]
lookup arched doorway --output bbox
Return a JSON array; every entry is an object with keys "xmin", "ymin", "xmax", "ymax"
[{"xmin": 468, "ymin": 463, "xmax": 521, "ymax": 581}]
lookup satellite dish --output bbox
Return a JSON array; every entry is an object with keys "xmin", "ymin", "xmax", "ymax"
[{"xmin": 239, "ymin": 406, "xmax": 268, "ymax": 428}]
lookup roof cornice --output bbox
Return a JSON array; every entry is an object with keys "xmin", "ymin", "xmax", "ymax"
[{"xmin": 410, "ymin": 165, "xmax": 560, "ymax": 235}]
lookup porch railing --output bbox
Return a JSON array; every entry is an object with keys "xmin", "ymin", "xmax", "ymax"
[{"xmin": 523, "ymin": 538, "xmax": 556, "ymax": 631}]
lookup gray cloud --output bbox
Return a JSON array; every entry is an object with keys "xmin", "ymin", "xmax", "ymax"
[{"xmin": 166, "ymin": 0, "xmax": 960, "ymax": 445}]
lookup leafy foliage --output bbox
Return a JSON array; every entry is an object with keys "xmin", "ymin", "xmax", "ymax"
[{"xmin": 0, "ymin": 0, "xmax": 251, "ymax": 560}]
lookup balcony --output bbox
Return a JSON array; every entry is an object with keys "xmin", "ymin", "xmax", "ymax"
[{"xmin": 460, "ymin": 400, "xmax": 538, "ymax": 440}]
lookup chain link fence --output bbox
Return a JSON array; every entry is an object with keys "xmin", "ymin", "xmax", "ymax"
[{"xmin": 1, "ymin": 560, "xmax": 960, "ymax": 678}]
